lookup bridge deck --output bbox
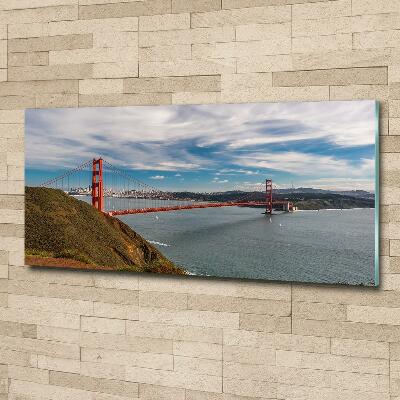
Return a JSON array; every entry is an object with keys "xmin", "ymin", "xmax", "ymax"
[{"xmin": 107, "ymin": 201, "xmax": 292, "ymax": 216}]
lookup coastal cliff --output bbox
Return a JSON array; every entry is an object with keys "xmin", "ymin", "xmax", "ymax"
[{"xmin": 25, "ymin": 187, "xmax": 185, "ymax": 274}]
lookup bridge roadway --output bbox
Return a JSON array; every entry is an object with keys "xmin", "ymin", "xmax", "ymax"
[{"xmin": 106, "ymin": 200, "xmax": 292, "ymax": 216}]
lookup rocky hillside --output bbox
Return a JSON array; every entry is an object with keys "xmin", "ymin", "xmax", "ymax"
[{"xmin": 25, "ymin": 187, "xmax": 184, "ymax": 275}]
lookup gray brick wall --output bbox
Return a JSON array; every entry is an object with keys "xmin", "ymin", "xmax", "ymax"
[{"xmin": 0, "ymin": 0, "xmax": 398, "ymax": 399}]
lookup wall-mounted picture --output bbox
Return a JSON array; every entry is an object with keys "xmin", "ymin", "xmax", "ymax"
[{"xmin": 25, "ymin": 100, "xmax": 379, "ymax": 286}]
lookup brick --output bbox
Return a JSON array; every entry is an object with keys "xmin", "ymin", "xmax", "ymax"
[
  {"xmin": 125, "ymin": 365, "xmax": 222, "ymax": 392},
  {"xmin": 0, "ymin": 95, "xmax": 35, "ymax": 109},
  {"xmin": 276, "ymin": 350, "xmax": 388, "ymax": 375},
  {"xmin": 80, "ymin": 331, "xmax": 172, "ymax": 354},
  {"xmin": 191, "ymin": 6, "xmax": 291, "ymax": 28},
  {"xmin": 390, "ymin": 118, "xmax": 400, "ymax": 135},
  {"xmin": 124, "ymin": 75, "xmax": 220, "ymax": 94},
  {"xmin": 172, "ymin": 91, "xmax": 221, "ymax": 104},
  {"xmin": 44, "ymin": 17, "xmax": 139, "ymax": 37},
  {"xmin": 8, "ymin": 365, "xmax": 49, "ymax": 385},
  {"xmin": 174, "ymin": 356, "xmax": 222, "ymax": 376},
  {"xmin": 223, "ymin": 378, "xmax": 276, "ymax": 398},
  {"xmin": 347, "ymin": 305, "xmax": 400, "ymax": 325},
  {"xmin": 355, "ymin": 30, "xmax": 400, "ymax": 50},
  {"xmin": 8, "ymin": 51, "xmax": 49, "ymax": 67},
  {"xmin": 126, "ymin": 320, "xmax": 222, "ymax": 344},
  {"xmin": 292, "ymin": 0, "xmax": 351, "ymax": 20},
  {"xmin": 139, "ymin": 307, "xmax": 239, "ymax": 328},
  {"xmin": 293, "ymin": 318, "xmax": 400, "ymax": 342},
  {"xmin": 79, "ymin": 0, "xmax": 171, "ymax": 20},
  {"xmin": 49, "ymin": 371, "xmax": 139, "ymax": 398},
  {"xmin": 37, "ymin": 326, "xmax": 80, "ymax": 344},
  {"xmin": 352, "ymin": 0, "xmax": 400, "ymax": 15},
  {"xmin": 0, "ymin": 110, "xmax": 24, "ymax": 123},
  {"xmin": 293, "ymin": 301, "xmax": 347, "ymax": 321},
  {"xmin": 278, "ymin": 384, "xmax": 389, "ymax": 400},
  {"xmin": 0, "ymin": 0, "xmax": 77, "ymax": 10},
  {"xmin": 0, "ymin": 334, "xmax": 80, "ymax": 359},
  {"xmin": 0, "ymin": 40, "xmax": 6, "ymax": 69},
  {"xmin": 293, "ymin": 34, "xmax": 352, "ymax": 53},
  {"xmin": 221, "ymin": 72, "xmax": 272, "ymax": 92},
  {"xmin": 79, "ymin": 93, "xmax": 171, "ymax": 107},
  {"xmin": 49, "ymin": 47, "xmax": 137, "ymax": 65},
  {"xmin": 8, "ymin": 64, "xmax": 93, "ymax": 81},
  {"xmin": 140, "ymin": 44, "xmax": 191, "ymax": 62},
  {"xmin": 330, "ymin": 84, "xmax": 388, "ymax": 102},
  {"xmin": 188, "ymin": 294, "xmax": 290, "ymax": 316},
  {"xmin": 239, "ymin": 313, "xmax": 291, "ymax": 333},
  {"xmin": 236, "ymin": 54, "xmax": 292, "ymax": 73},
  {"xmin": 0, "ymin": 349, "xmax": 30, "ymax": 367},
  {"xmin": 224, "ymin": 329, "xmax": 330, "ymax": 353},
  {"xmin": 94, "ymin": 31, "xmax": 138, "ymax": 48},
  {"xmin": 139, "ymin": 26, "xmax": 235, "ymax": 47},
  {"xmin": 81, "ymin": 316, "xmax": 126, "ymax": 334},
  {"xmin": 173, "ymin": 340, "xmax": 222, "ymax": 360},
  {"xmin": 224, "ymin": 345, "xmax": 275, "ymax": 365},
  {"xmin": 139, "ymin": 291, "xmax": 187, "ymax": 310},
  {"xmin": 0, "ymin": 80, "xmax": 78, "ymax": 96},
  {"xmin": 331, "ymin": 338, "xmax": 389, "ymax": 359},
  {"xmin": 93, "ymin": 301, "xmax": 138, "ymax": 320},
  {"xmin": 8, "ymin": 280, "xmax": 138, "ymax": 305},
  {"xmin": 222, "ymin": 85, "xmax": 329, "ymax": 103},
  {"xmin": 293, "ymin": 49, "xmax": 392, "ymax": 71},
  {"xmin": 0, "ymin": 5, "xmax": 77, "ymax": 24},
  {"xmin": 79, "ymin": 79, "xmax": 124, "ymax": 95},
  {"xmin": 389, "ymin": 66, "xmax": 400, "ymax": 83},
  {"xmin": 36, "ymin": 92, "xmax": 78, "ymax": 108},
  {"xmin": 9, "ymin": 380, "xmax": 93, "ymax": 400},
  {"xmin": 235, "ymin": 21, "xmax": 290, "ymax": 41},
  {"xmin": 0, "ymin": 318, "xmax": 37, "ymax": 339},
  {"xmin": 8, "ymin": 293, "xmax": 93, "ymax": 315},
  {"xmin": 140, "ymin": 383, "xmax": 185, "ymax": 400},
  {"xmin": 0, "ymin": 304, "xmax": 80, "ymax": 329},
  {"xmin": 172, "ymin": 0, "xmax": 221, "ymax": 13},
  {"xmin": 139, "ymin": 13, "xmax": 190, "ymax": 31},
  {"xmin": 223, "ymin": 361, "xmax": 275, "ymax": 382},
  {"xmin": 93, "ymin": 62, "xmax": 138, "ymax": 78},
  {"xmin": 8, "ymin": 34, "xmax": 93, "ymax": 53},
  {"xmin": 81, "ymin": 347, "xmax": 173, "ymax": 370},
  {"xmin": 140, "ymin": 59, "xmax": 235, "ymax": 77},
  {"xmin": 273, "ymin": 67, "xmax": 387, "ymax": 87},
  {"xmin": 38, "ymin": 355, "xmax": 80, "ymax": 374},
  {"xmin": 222, "ymin": 0, "xmax": 311, "ymax": 7},
  {"xmin": 80, "ymin": 361, "xmax": 125, "ymax": 381},
  {"xmin": 194, "ymin": 38, "xmax": 292, "ymax": 59},
  {"xmin": 381, "ymin": 136, "xmax": 400, "ymax": 152}
]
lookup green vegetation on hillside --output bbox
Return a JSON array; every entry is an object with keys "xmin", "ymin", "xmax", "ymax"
[{"xmin": 25, "ymin": 186, "xmax": 185, "ymax": 274}]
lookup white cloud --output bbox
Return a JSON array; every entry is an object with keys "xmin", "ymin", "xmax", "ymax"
[
  {"xmin": 26, "ymin": 100, "xmax": 376, "ymax": 171},
  {"xmin": 212, "ymin": 177, "xmax": 229, "ymax": 184}
]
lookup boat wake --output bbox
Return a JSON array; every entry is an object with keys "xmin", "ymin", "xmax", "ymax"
[{"xmin": 148, "ymin": 240, "xmax": 171, "ymax": 247}]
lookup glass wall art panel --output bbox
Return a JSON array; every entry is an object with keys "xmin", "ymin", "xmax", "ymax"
[{"xmin": 25, "ymin": 100, "xmax": 379, "ymax": 286}]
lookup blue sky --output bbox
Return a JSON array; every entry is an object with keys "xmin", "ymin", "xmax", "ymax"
[{"xmin": 25, "ymin": 101, "xmax": 377, "ymax": 192}]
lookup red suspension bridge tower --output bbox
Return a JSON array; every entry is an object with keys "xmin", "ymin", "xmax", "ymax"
[
  {"xmin": 266, "ymin": 179, "xmax": 273, "ymax": 215},
  {"xmin": 91, "ymin": 158, "xmax": 104, "ymax": 212}
]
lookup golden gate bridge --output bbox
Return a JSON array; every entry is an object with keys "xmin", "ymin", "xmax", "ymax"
[{"xmin": 39, "ymin": 158, "xmax": 294, "ymax": 216}]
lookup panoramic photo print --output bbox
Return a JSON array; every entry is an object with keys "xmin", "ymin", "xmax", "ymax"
[{"xmin": 25, "ymin": 100, "xmax": 379, "ymax": 286}]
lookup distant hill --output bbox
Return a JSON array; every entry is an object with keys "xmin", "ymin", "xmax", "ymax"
[
  {"xmin": 25, "ymin": 187, "xmax": 184, "ymax": 274},
  {"xmin": 169, "ymin": 189, "xmax": 374, "ymax": 209}
]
